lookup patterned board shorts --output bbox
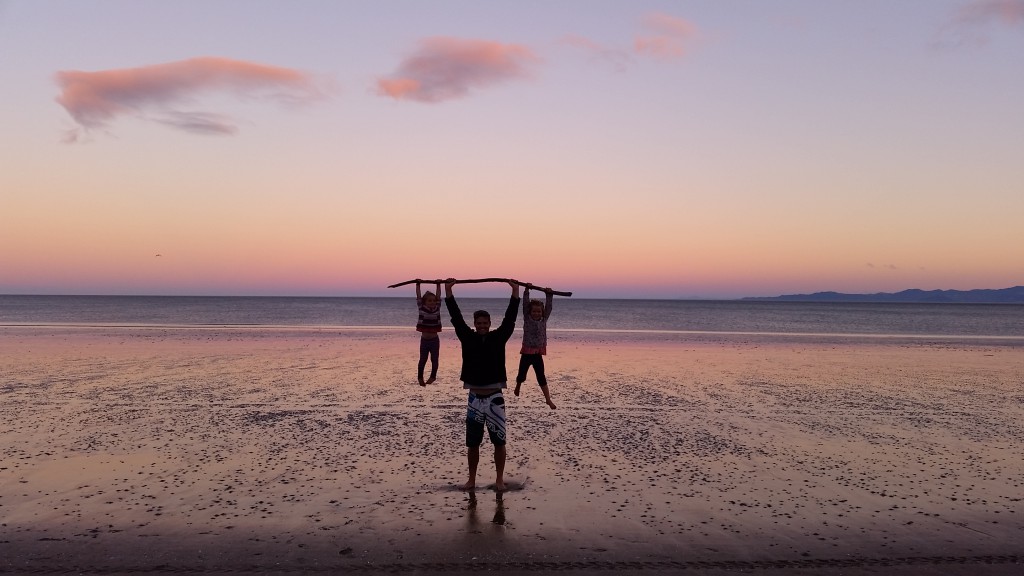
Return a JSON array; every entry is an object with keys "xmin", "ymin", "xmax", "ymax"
[{"xmin": 466, "ymin": 391, "xmax": 506, "ymax": 447}]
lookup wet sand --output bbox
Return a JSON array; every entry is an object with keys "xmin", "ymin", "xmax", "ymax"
[{"xmin": 1, "ymin": 326, "xmax": 1022, "ymax": 575}]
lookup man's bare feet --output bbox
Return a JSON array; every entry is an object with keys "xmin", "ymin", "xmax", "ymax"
[
  {"xmin": 425, "ymin": 376, "xmax": 436, "ymax": 385},
  {"xmin": 494, "ymin": 480, "xmax": 506, "ymax": 492},
  {"xmin": 546, "ymin": 399, "xmax": 557, "ymax": 409},
  {"xmin": 461, "ymin": 480, "xmax": 475, "ymax": 491}
]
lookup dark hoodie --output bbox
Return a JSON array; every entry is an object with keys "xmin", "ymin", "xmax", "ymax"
[{"xmin": 445, "ymin": 295, "xmax": 519, "ymax": 388}]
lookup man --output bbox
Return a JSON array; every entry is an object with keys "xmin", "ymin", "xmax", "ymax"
[{"xmin": 444, "ymin": 278, "xmax": 520, "ymax": 491}]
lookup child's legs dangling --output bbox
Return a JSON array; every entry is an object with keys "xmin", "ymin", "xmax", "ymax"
[
  {"xmin": 514, "ymin": 354, "xmax": 531, "ymax": 396},
  {"xmin": 535, "ymin": 356, "xmax": 556, "ymax": 409},
  {"xmin": 426, "ymin": 337, "xmax": 440, "ymax": 383},
  {"xmin": 534, "ymin": 356, "xmax": 547, "ymax": 387},
  {"xmin": 417, "ymin": 338, "xmax": 431, "ymax": 385}
]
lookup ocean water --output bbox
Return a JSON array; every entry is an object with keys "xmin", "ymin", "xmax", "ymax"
[{"xmin": 1, "ymin": 295, "xmax": 1022, "ymax": 339}]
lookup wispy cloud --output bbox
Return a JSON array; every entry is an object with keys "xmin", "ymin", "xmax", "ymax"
[
  {"xmin": 376, "ymin": 37, "xmax": 540, "ymax": 103},
  {"xmin": 937, "ymin": 0, "xmax": 1024, "ymax": 46},
  {"xmin": 634, "ymin": 13, "xmax": 698, "ymax": 60},
  {"xmin": 956, "ymin": 0, "xmax": 1024, "ymax": 25},
  {"xmin": 55, "ymin": 57, "xmax": 323, "ymax": 141},
  {"xmin": 562, "ymin": 13, "xmax": 698, "ymax": 70},
  {"xmin": 559, "ymin": 34, "xmax": 634, "ymax": 72}
]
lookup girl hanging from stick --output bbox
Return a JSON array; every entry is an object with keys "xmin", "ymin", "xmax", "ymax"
[
  {"xmin": 414, "ymin": 281, "xmax": 442, "ymax": 385},
  {"xmin": 515, "ymin": 286, "xmax": 557, "ymax": 409}
]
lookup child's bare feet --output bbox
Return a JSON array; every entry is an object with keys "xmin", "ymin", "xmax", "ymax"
[
  {"xmin": 425, "ymin": 376, "xmax": 436, "ymax": 385},
  {"xmin": 513, "ymin": 381, "xmax": 522, "ymax": 396},
  {"xmin": 494, "ymin": 480, "xmax": 506, "ymax": 492},
  {"xmin": 418, "ymin": 378, "xmax": 426, "ymax": 387},
  {"xmin": 461, "ymin": 480, "xmax": 475, "ymax": 491},
  {"xmin": 546, "ymin": 399, "xmax": 557, "ymax": 409}
]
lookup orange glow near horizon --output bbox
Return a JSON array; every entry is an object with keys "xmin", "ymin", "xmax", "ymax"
[{"xmin": 2, "ymin": 3, "xmax": 1023, "ymax": 298}]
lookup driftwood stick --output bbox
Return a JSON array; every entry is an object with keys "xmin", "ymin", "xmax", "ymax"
[{"xmin": 388, "ymin": 278, "xmax": 572, "ymax": 297}]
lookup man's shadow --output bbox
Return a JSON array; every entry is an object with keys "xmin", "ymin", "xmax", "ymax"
[{"xmin": 466, "ymin": 490, "xmax": 506, "ymax": 528}]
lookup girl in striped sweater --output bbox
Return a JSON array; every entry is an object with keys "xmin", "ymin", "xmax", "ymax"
[{"xmin": 415, "ymin": 281, "xmax": 442, "ymax": 385}]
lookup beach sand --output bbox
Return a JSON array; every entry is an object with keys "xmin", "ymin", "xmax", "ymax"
[{"xmin": 1, "ymin": 326, "xmax": 1022, "ymax": 575}]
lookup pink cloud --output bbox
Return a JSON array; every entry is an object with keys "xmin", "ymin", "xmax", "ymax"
[
  {"xmin": 55, "ymin": 57, "xmax": 322, "ymax": 141},
  {"xmin": 634, "ymin": 13, "xmax": 698, "ymax": 60},
  {"xmin": 956, "ymin": 0, "xmax": 1024, "ymax": 25},
  {"xmin": 376, "ymin": 37, "xmax": 540, "ymax": 103},
  {"xmin": 937, "ymin": 0, "xmax": 1024, "ymax": 46}
]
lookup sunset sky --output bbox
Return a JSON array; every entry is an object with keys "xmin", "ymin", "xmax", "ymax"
[{"xmin": 2, "ymin": 0, "xmax": 1022, "ymax": 299}]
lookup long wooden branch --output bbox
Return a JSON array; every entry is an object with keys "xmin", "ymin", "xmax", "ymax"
[{"xmin": 388, "ymin": 278, "xmax": 572, "ymax": 297}]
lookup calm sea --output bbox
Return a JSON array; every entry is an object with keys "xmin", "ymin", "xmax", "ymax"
[{"xmin": 1, "ymin": 295, "xmax": 1022, "ymax": 340}]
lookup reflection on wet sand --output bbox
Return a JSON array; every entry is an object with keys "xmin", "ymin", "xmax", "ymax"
[
  {"xmin": 1, "ymin": 327, "xmax": 1021, "ymax": 573},
  {"xmin": 465, "ymin": 490, "xmax": 507, "ymax": 529}
]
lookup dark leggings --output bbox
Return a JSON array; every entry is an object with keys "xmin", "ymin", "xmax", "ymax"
[
  {"xmin": 418, "ymin": 337, "xmax": 439, "ymax": 380},
  {"xmin": 516, "ymin": 354, "xmax": 547, "ymax": 386}
]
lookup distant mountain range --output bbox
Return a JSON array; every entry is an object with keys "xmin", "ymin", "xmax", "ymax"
[{"xmin": 743, "ymin": 286, "xmax": 1024, "ymax": 303}]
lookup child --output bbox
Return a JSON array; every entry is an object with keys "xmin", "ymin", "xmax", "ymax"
[
  {"xmin": 514, "ymin": 287, "xmax": 557, "ymax": 409},
  {"xmin": 415, "ymin": 281, "xmax": 442, "ymax": 386}
]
